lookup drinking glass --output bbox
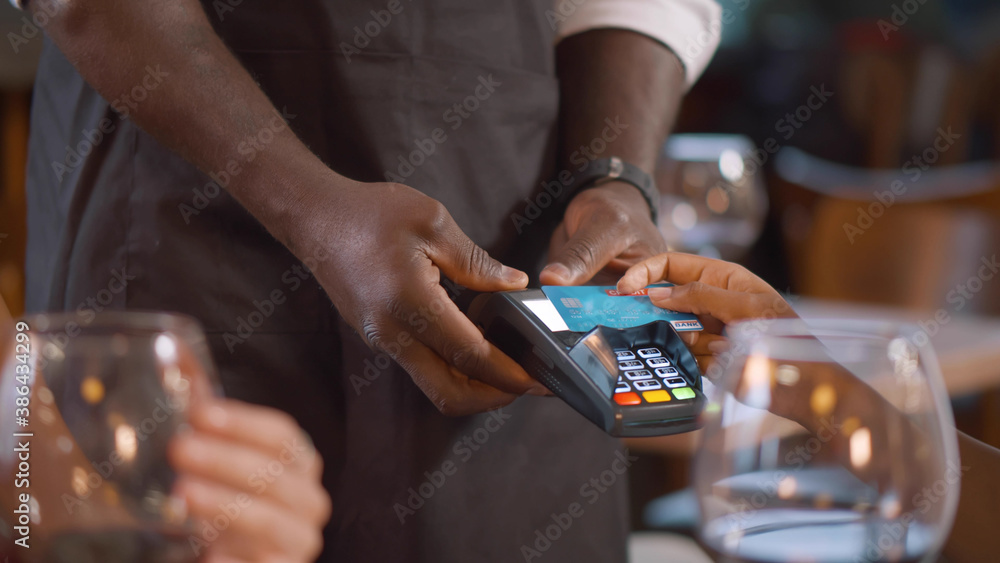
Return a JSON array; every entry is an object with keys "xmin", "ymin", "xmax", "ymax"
[
  {"xmin": 693, "ymin": 319, "xmax": 960, "ymax": 563},
  {"xmin": 656, "ymin": 134, "xmax": 769, "ymax": 261},
  {"xmin": 1, "ymin": 312, "xmax": 220, "ymax": 563}
]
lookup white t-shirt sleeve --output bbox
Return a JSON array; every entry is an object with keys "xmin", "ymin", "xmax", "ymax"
[{"xmin": 554, "ymin": 0, "xmax": 722, "ymax": 90}]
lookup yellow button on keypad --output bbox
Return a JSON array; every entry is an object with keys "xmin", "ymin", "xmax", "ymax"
[{"xmin": 642, "ymin": 390, "xmax": 672, "ymax": 403}]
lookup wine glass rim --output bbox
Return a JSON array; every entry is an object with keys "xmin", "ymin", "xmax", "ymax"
[{"xmin": 19, "ymin": 310, "xmax": 206, "ymax": 337}]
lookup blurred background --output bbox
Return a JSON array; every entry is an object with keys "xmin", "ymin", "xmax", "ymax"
[
  {"xmin": 639, "ymin": 0, "xmax": 1000, "ymax": 543},
  {"xmin": 2, "ymin": 0, "xmax": 1000, "ymax": 551}
]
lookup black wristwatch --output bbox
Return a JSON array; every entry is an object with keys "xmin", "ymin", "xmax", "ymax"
[{"xmin": 568, "ymin": 157, "xmax": 659, "ymax": 224}]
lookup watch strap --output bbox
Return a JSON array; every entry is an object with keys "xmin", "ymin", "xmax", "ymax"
[{"xmin": 571, "ymin": 157, "xmax": 659, "ymax": 224}]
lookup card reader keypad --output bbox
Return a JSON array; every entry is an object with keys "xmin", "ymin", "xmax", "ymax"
[
  {"xmin": 615, "ymin": 350, "xmax": 636, "ymax": 361},
  {"xmin": 633, "ymin": 379, "xmax": 662, "ymax": 391},
  {"xmin": 612, "ymin": 345, "xmax": 696, "ymax": 405},
  {"xmin": 637, "ymin": 348, "xmax": 661, "ymax": 359},
  {"xmin": 625, "ymin": 369, "xmax": 652, "ymax": 381}
]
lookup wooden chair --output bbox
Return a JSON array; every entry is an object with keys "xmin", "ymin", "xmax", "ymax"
[
  {"xmin": 0, "ymin": 91, "xmax": 29, "ymax": 317},
  {"xmin": 772, "ymin": 148, "xmax": 1000, "ymax": 316}
]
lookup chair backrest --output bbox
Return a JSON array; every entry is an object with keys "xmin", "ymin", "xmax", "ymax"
[
  {"xmin": 773, "ymin": 148, "xmax": 1000, "ymax": 316},
  {"xmin": 799, "ymin": 199, "xmax": 1000, "ymax": 316}
]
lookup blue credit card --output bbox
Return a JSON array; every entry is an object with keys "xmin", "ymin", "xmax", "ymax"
[{"xmin": 541, "ymin": 284, "xmax": 703, "ymax": 333}]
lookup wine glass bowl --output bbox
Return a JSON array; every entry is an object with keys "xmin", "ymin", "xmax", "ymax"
[
  {"xmin": 656, "ymin": 134, "xmax": 769, "ymax": 261},
  {"xmin": 1, "ymin": 312, "xmax": 219, "ymax": 563},
  {"xmin": 693, "ymin": 319, "xmax": 960, "ymax": 563}
]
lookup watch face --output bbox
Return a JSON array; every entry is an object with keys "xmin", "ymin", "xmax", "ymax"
[{"xmin": 608, "ymin": 156, "xmax": 624, "ymax": 178}]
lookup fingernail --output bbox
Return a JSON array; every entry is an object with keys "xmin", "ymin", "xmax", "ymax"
[
  {"xmin": 203, "ymin": 405, "xmax": 228, "ymax": 429},
  {"xmin": 176, "ymin": 436, "xmax": 206, "ymax": 464},
  {"xmin": 528, "ymin": 384, "xmax": 550, "ymax": 396},
  {"xmin": 648, "ymin": 287, "xmax": 673, "ymax": 300},
  {"xmin": 175, "ymin": 476, "xmax": 206, "ymax": 499},
  {"xmin": 164, "ymin": 493, "xmax": 189, "ymax": 522},
  {"xmin": 170, "ymin": 477, "xmax": 189, "ymax": 500},
  {"xmin": 502, "ymin": 266, "xmax": 529, "ymax": 285},
  {"xmin": 542, "ymin": 263, "xmax": 571, "ymax": 281},
  {"xmin": 707, "ymin": 340, "xmax": 729, "ymax": 354}
]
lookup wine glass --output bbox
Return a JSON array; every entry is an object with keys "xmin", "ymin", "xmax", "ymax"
[
  {"xmin": 693, "ymin": 319, "xmax": 960, "ymax": 563},
  {"xmin": 656, "ymin": 134, "xmax": 769, "ymax": 261},
  {"xmin": 0, "ymin": 311, "xmax": 220, "ymax": 563}
]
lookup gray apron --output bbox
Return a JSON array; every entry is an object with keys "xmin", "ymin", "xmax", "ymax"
[{"xmin": 25, "ymin": 2, "xmax": 629, "ymax": 561}]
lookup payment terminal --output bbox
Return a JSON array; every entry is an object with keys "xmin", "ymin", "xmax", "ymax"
[{"xmin": 468, "ymin": 285, "xmax": 706, "ymax": 437}]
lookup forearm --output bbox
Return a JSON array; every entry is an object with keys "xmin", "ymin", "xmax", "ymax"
[
  {"xmin": 33, "ymin": 0, "xmax": 341, "ymax": 247},
  {"xmin": 538, "ymin": 29, "xmax": 682, "ymax": 283},
  {"xmin": 556, "ymin": 29, "xmax": 685, "ymax": 176}
]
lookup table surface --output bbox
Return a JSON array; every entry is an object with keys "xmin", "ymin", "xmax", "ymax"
[{"xmin": 626, "ymin": 297, "xmax": 1000, "ymax": 455}]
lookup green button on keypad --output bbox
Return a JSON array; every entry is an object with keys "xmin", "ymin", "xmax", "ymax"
[{"xmin": 671, "ymin": 387, "xmax": 696, "ymax": 400}]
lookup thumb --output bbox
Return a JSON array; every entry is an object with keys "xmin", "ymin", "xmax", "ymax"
[
  {"xmin": 429, "ymin": 219, "xmax": 528, "ymax": 291},
  {"xmin": 648, "ymin": 283, "xmax": 768, "ymax": 325},
  {"xmin": 541, "ymin": 226, "xmax": 625, "ymax": 286}
]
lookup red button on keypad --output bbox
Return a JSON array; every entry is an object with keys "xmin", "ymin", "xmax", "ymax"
[{"xmin": 614, "ymin": 392, "xmax": 641, "ymax": 406}]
